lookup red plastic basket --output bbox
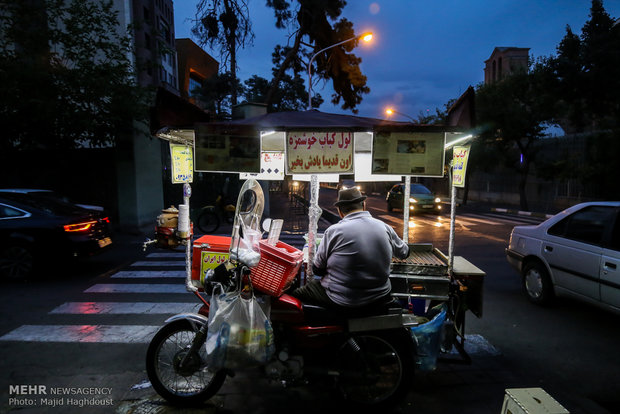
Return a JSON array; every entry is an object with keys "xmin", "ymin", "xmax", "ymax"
[{"xmin": 252, "ymin": 239, "xmax": 304, "ymax": 296}]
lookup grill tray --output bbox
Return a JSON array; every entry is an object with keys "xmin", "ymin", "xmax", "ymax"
[{"xmin": 390, "ymin": 243, "xmax": 448, "ymax": 276}]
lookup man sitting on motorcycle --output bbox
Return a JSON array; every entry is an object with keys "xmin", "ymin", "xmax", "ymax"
[{"xmin": 291, "ymin": 187, "xmax": 409, "ymax": 310}]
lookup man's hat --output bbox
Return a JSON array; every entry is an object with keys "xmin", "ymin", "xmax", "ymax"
[{"xmin": 334, "ymin": 187, "xmax": 367, "ymax": 206}]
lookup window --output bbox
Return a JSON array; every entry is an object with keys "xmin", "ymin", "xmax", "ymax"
[
  {"xmin": 144, "ymin": 33, "xmax": 151, "ymax": 50},
  {"xmin": 0, "ymin": 204, "xmax": 28, "ymax": 219},
  {"xmin": 548, "ymin": 206, "xmax": 616, "ymax": 246},
  {"xmin": 610, "ymin": 212, "xmax": 620, "ymax": 251},
  {"xmin": 410, "ymin": 184, "xmax": 431, "ymax": 195},
  {"xmin": 189, "ymin": 76, "xmax": 202, "ymax": 96},
  {"xmin": 498, "ymin": 57, "xmax": 503, "ymax": 79},
  {"xmin": 143, "ymin": 6, "xmax": 150, "ymax": 20}
]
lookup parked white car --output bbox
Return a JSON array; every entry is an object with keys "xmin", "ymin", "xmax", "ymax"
[{"xmin": 506, "ymin": 201, "xmax": 620, "ymax": 313}]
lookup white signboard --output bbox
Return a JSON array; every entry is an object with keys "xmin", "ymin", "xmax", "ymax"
[
  {"xmin": 291, "ymin": 174, "xmax": 340, "ymax": 183},
  {"xmin": 240, "ymin": 152, "xmax": 285, "ymax": 181},
  {"xmin": 286, "ymin": 131, "xmax": 354, "ymax": 174},
  {"xmin": 372, "ymin": 131, "xmax": 445, "ymax": 177}
]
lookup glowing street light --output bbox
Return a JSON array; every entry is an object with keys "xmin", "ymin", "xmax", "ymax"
[
  {"xmin": 304, "ymin": 32, "xmax": 372, "ymax": 278},
  {"xmin": 307, "ymin": 32, "xmax": 373, "ymax": 110},
  {"xmin": 385, "ymin": 107, "xmax": 416, "ymax": 123}
]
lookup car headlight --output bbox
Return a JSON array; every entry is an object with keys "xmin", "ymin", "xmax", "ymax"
[
  {"xmin": 409, "ymin": 198, "xmax": 417, "ymax": 203},
  {"xmin": 435, "ymin": 197, "xmax": 441, "ymax": 203}
]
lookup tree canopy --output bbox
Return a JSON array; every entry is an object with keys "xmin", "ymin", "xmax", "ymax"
[
  {"xmin": 552, "ymin": 0, "xmax": 620, "ymax": 131},
  {"xmin": 192, "ymin": 0, "xmax": 253, "ymax": 107},
  {"xmin": 192, "ymin": 0, "xmax": 370, "ymax": 115},
  {"xmin": 473, "ymin": 0, "xmax": 620, "ymax": 207},
  {"xmin": 264, "ymin": 0, "xmax": 369, "ymax": 112},
  {"xmin": 0, "ymin": 0, "xmax": 149, "ymax": 152}
]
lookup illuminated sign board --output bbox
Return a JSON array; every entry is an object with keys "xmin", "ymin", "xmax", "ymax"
[
  {"xmin": 371, "ymin": 131, "xmax": 445, "ymax": 177},
  {"xmin": 170, "ymin": 144, "xmax": 193, "ymax": 183},
  {"xmin": 194, "ymin": 124, "xmax": 260, "ymax": 173},
  {"xmin": 286, "ymin": 131, "xmax": 354, "ymax": 174}
]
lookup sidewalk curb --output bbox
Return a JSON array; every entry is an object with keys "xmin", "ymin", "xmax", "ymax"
[{"xmin": 491, "ymin": 207, "xmax": 553, "ymax": 220}]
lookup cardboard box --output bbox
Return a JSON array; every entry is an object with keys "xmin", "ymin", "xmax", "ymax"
[{"xmin": 501, "ymin": 388, "xmax": 569, "ymax": 414}]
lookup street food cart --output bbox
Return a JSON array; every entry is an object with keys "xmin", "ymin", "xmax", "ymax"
[{"xmin": 153, "ymin": 110, "xmax": 484, "ymax": 368}]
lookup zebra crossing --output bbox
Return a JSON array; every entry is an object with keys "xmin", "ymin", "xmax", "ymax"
[
  {"xmin": 0, "ymin": 249, "xmax": 198, "ymax": 343},
  {"xmin": 375, "ymin": 211, "xmax": 543, "ymax": 228},
  {"xmin": 0, "ymin": 230, "xmax": 501, "ymax": 361},
  {"xmin": 0, "ymin": 233, "xmax": 306, "ymax": 344},
  {"xmin": 0, "ymin": 212, "xmax": 525, "ymax": 344}
]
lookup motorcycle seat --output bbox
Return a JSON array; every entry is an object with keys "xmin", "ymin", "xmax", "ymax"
[{"xmin": 302, "ymin": 295, "xmax": 403, "ymax": 326}]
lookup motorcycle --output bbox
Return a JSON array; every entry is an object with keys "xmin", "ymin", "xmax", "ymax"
[
  {"xmin": 145, "ymin": 179, "xmax": 421, "ymax": 408},
  {"xmin": 196, "ymin": 193, "xmax": 236, "ymax": 234}
]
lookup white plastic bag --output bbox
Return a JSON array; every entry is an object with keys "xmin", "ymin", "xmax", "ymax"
[
  {"xmin": 205, "ymin": 284, "xmax": 274, "ymax": 371},
  {"xmin": 229, "ymin": 227, "xmax": 262, "ymax": 267}
]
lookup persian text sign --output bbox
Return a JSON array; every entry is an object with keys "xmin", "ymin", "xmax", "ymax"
[
  {"xmin": 286, "ymin": 131, "xmax": 354, "ymax": 174},
  {"xmin": 200, "ymin": 252, "xmax": 229, "ymax": 283},
  {"xmin": 452, "ymin": 145, "xmax": 471, "ymax": 188},
  {"xmin": 170, "ymin": 144, "xmax": 193, "ymax": 183}
]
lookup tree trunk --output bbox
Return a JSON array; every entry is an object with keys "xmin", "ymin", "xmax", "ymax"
[
  {"xmin": 230, "ymin": 44, "xmax": 237, "ymax": 106},
  {"xmin": 265, "ymin": 30, "xmax": 303, "ymax": 107},
  {"xmin": 223, "ymin": 0, "xmax": 237, "ymax": 106}
]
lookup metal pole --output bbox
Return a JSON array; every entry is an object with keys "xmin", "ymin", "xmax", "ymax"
[
  {"xmin": 183, "ymin": 183, "xmax": 197, "ymax": 292},
  {"xmin": 448, "ymin": 163, "xmax": 456, "ymax": 275},
  {"xmin": 403, "ymin": 176, "xmax": 411, "ymax": 243},
  {"xmin": 305, "ymin": 35, "xmax": 360, "ymax": 276},
  {"xmin": 390, "ymin": 110, "xmax": 416, "ymax": 123},
  {"xmin": 306, "ymin": 174, "xmax": 322, "ymax": 278},
  {"xmin": 308, "ymin": 36, "xmax": 360, "ymax": 110}
]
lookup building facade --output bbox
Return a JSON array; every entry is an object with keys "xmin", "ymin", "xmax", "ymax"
[
  {"xmin": 176, "ymin": 38, "xmax": 219, "ymax": 106},
  {"xmin": 484, "ymin": 47, "xmax": 529, "ymax": 84}
]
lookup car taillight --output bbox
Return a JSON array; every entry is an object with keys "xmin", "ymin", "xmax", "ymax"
[{"xmin": 64, "ymin": 220, "xmax": 98, "ymax": 232}]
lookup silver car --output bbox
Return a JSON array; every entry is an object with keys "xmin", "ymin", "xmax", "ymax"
[{"xmin": 506, "ymin": 202, "xmax": 620, "ymax": 313}]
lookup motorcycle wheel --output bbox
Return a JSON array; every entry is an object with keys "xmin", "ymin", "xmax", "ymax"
[
  {"xmin": 146, "ymin": 319, "xmax": 226, "ymax": 407},
  {"xmin": 197, "ymin": 209, "xmax": 220, "ymax": 234},
  {"xmin": 336, "ymin": 330, "xmax": 414, "ymax": 408}
]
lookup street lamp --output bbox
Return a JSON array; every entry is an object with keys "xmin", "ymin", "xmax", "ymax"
[
  {"xmin": 385, "ymin": 107, "xmax": 416, "ymax": 123},
  {"xmin": 307, "ymin": 32, "xmax": 373, "ymax": 110},
  {"xmin": 304, "ymin": 32, "xmax": 372, "ymax": 278}
]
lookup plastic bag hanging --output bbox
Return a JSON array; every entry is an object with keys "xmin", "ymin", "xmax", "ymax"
[{"xmin": 205, "ymin": 282, "xmax": 275, "ymax": 371}]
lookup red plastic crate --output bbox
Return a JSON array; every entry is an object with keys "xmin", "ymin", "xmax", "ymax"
[{"xmin": 252, "ymin": 240, "xmax": 304, "ymax": 296}]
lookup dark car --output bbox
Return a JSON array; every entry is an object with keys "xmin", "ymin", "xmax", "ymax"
[
  {"xmin": 0, "ymin": 192, "xmax": 112, "ymax": 279},
  {"xmin": 0, "ymin": 188, "xmax": 104, "ymax": 211},
  {"xmin": 337, "ymin": 179, "xmax": 365, "ymax": 194},
  {"xmin": 386, "ymin": 183, "xmax": 442, "ymax": 214}
]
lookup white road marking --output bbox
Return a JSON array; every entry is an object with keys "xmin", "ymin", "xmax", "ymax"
[
  {"xmin": 84, "ymin": 284, "xmax": 187, "ymax": 294},
  {"xmin": 130, "ymin": 261, "xmax": 185, "ymax": 267},
  {"xmin": 111, "ymin": 270, "xmax": 186, "ymax": 278},
  {"xmin": 378, "ymin": 215, "xmax": 403, "ymax": 224},
  {"xmin": 380, "ymin": 215, "xmax": 481, "ymax": 228},
  {"xmin": 0, "ymin": 325, "xmax": 159, "ymax": 343},
  {"xmin": 458, "ymin": 214, "xmax": 501, "ymax": 225},
  {"xmin": 146, "ymin": 252, "xmax": 186, "ymax": 258},
  {"xmin": 50, "ymin": 302, "xmax": 199, "ymax": 315}
]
